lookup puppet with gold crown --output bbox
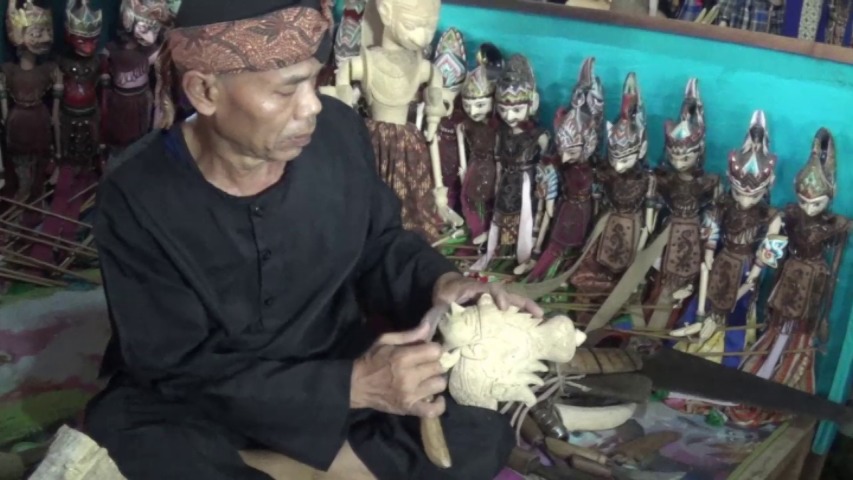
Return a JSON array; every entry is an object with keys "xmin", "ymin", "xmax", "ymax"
[{"xmin": 0, "ymin": 0, "xmax": 62, "ymax": 225}]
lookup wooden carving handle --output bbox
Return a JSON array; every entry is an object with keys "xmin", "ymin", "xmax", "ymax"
[{"xmin": 420, "ymin": 416, "xmax": 451, "ymax": 469}]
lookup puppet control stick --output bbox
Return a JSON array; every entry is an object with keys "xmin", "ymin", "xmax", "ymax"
[{"xmin": 419, "ymin": 304, "xmax": 453, "ymax": 468}]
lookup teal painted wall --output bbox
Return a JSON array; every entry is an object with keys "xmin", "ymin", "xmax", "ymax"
[{"xmin": 336, "ymin": 1, "xmax": 853, "ymax": 452}]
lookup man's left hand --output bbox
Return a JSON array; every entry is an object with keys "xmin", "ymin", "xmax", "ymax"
[{"xmin": 432, "ymin": 273, "xmax": 544, "ymax": 318}]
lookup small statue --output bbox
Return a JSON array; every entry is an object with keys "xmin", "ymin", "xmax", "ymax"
[
  {"xmin": 432, "ymin": 27, "xmax": 467, "ymax": 215},
  {"xmin": 671, "ymin": 111, "xmax": 782, "ymax": 368},
  {"xmin": 566, "ymin": 73, "xmax": 650, "ymax": 325},
  {"xmin": 329, "ymin": 0, "xmax": 457, "ymax": 243},
  {"xmin": 28, "ymin": 0, "xmax": 104, "ymax": 267},
  {"xmin": 725, "ymin": 128, "xmax": 851, "ymax": 428},
  {"xmin": 457, "ymin": 66, "xmax": 498, "ymax": 245},
  {"xmin": 0, "ymin": 0, "xmax": 62, "ymax": 223},
  {"xmin": 522, "ymin": 59, "xmax": 603, "ymax": 280},
  {"xmin": 102, "ymin": 0, "xmax": 174, "ymax": 157},
  {"xmin": 641, "ymin": 78, "xmax": 719, "ymax": 330},
  {"xmin": 471, "ymin": 55, "xmax": 549, "ymax": 272},
  {"xmin": 438, "ymin": 293, "xmax": 587, "ymax": 410}
]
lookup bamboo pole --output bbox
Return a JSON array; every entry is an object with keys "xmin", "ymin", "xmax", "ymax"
[
  {"xmin": 0, "ymin": 267, "xmax": 67, "ymax": 287},
  {"xmin": 0, "ymin": 197, "xmax": 91, "ymax": 228},
  {"xmin": 0, "ymin": 247, "xmax": 100, "ymax": 284},
  {"xmin": 0, "ymin": 225, "xmax": 97, "ymax": 257},
  {"xmin": 692, "ymin": 348, "xmax": 817, "ymax": 358},
  {"xmin": 0, "ymin": 188, "xmax": 53, "ymax": 222}
]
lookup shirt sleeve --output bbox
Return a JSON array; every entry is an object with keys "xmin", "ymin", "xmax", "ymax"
[
  {"xmin": 350, "ymin": 121, "xmax": 459, "ymax": 329},
  {"xmin": 94, "ymin": 180, "xmax": 352, "ymax": 470}
]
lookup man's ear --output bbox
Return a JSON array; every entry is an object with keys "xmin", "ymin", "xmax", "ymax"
[{"xmin": 181, "ymin": 70, "xmax": 221, "ymax": 116}]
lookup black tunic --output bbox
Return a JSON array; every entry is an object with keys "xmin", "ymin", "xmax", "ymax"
[{"xmin": 84, "ymin": 97, "xmax": 513, "ymax": 479}]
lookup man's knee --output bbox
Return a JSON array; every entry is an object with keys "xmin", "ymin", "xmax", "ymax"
[{"xmin": 240, "ymin": 443, "xmax": 376, "ymax": 480}]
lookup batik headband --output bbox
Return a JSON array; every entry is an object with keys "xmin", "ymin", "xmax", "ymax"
[
  {"xmin": 164, "ymin": 1, "xmax": 332, "ymax": 75},
  {"xmin": 155, "ymin": 0, "xmax": 332, "ymax": 128}
]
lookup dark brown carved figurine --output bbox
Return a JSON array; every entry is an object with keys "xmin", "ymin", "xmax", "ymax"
[{"xmin": 0, "ymin": 0, "xmax": 61, "ymax": 224}]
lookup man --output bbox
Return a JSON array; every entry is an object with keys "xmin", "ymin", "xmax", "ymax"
[{"xmin": 84, "ymin": 1, "xmax": 542, "ymax": 479}]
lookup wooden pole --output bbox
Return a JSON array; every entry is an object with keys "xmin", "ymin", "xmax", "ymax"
[{"xmin": 0, "ymin": 197, "xmax": 91, "ymax": 228}]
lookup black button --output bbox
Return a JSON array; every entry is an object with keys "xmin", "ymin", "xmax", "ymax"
[
  {"xmin": 251, "ymin": 205, "xmax": 264, "ymax": 217},
  {"xmin": 261, "ymin": 249, "xmax": 272, "ymax": 261},
  {"xmin": 263, "ymin": 297, "xmax": 274, "ymax": 307}
]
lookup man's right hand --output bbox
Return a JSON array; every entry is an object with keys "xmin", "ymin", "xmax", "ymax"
[{"xmin": 350, "ymin": 321, "xmax": 448, "ymax": 419}]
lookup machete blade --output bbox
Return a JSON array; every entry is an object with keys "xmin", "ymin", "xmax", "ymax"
[{"xmin": 640, "ymin": 348, "xmax": 853, "ymax": 436}]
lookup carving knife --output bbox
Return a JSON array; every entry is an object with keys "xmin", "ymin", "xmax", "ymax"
[{"xmin": 418, "ymin": 303, "xmax": 453, "ymax": 469}]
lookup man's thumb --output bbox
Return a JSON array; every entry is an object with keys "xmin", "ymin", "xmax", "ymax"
[{"xmin": 377, "ymin": 320, "xmax": 432, "ymax": 346}]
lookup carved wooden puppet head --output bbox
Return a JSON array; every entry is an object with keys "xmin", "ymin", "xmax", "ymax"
[
  {"xmin": 728, "ymin": 110, "xmax": 777, "ymax": 209},
  {"xmin": 6, "ymin": 0, "xmax": 53, "ymax": 56},
  {"xmin": 569, "ymin": 57, "xmax": 605, "ymax": 135},
  {"xmin": 664, "ymin": 78, "xmax": 706, "ymax": 173},
  {"xmin": 437, "ymin": 294, "xmax": 587, "ymax": 410},
  {"xmin": 334, "ymin": 0, "xmax": 365, "ymax": 67},
  {"xmin": 495, "ymin": 54, "xmax": 537, "ymax": 129},
  {"xmin": 606, "ymin": 72, "xmax": 648, "ymax": 173},
  {"xmin": 460, "ymin": 66, "xmax": 494, "ymax": 123},
  {"xmin": 121, "ymin": 0, "xmax": 174, "ymax": 47},
  {"xmin": 375, "ymin": 0, "xmax": 440, "ymax": 51},
  {"xmin": 433, "ymin": 27, "xmax": 466, "ymax": 111},
  {"xmin": 65, "ymin": 0, "xmax": 102, "ymax": 57},
  {"xmin": 795, "ymin": 128, "xmax": 836, "ymax": 217}
]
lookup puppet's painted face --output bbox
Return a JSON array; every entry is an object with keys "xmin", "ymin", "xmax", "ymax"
[
  {"xmin": 797, "ymin": 194, "xmax": 830, "ymax": 217},
  {"xmin": 23, "ymin": 24, "xmax": 53, "ymax": 55},
  {"xmin": 497, "ymin": 102, "xmax": 529, "ymax": 129},
  {"xmin": 462, "ymin": 97, "xmax": 493, "ymax": 123},
  {"xmin": 668, "ymin": 149, "xmax": 700, "ymax": 173},
  {"xmin": 133, "ymin": 20, "xmax": 161, "ymax": 46},
  {"xmin": 67, "ymin": 33, "xmax": 98, "ymax": 57},
  {"xmin": 732, "ymin": 188, "xmax": 765, "ymax": 209}
]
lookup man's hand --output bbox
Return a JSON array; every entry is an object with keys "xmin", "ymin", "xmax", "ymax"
[
  {"xmin": 432, "ymin": 272, "xmax": 544, "ymax": 318},
  {"xmin": 350, "ymin": 321, "xmax": 447, "ymax": 419}
]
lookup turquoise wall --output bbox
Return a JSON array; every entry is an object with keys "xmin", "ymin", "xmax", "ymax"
[{"xmin": 336, "ymin": 1, "xmax": 853, "ymax": 453}]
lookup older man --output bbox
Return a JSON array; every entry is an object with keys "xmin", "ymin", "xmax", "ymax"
[{"xmin": 84, "ymin": 1, "xmax": 539, "ymax": 479}]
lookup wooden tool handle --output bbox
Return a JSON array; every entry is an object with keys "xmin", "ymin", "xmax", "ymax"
[{"xmin": 421, "ymin": 416, "xmax": 452, "ymax": 468}]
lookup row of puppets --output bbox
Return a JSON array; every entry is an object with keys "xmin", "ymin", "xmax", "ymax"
[
  {"xmin": 321, "ymin": 1, "xmax": 849, "ymax": 429},
  {"xmin": 0, "ymin": 0, "xmax": 175, "ymax": 288}
]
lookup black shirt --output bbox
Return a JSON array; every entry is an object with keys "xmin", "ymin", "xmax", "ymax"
[{"xmin": 94, "ymin": 96, "xmax": 458, "ymax": 468}]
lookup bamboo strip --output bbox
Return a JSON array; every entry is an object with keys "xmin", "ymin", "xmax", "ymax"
[
  {"xmin": 0, "ymin": 225, "xmax": 97, "ymax": 257},
  {"xmin": 0, "ymin": 197, "xmax": 91, "ymax": 228},
  {"xmin": 0, "ymin": 267, "xmax": 67, "ymax": 287},
  {"xmin": 0, "ymin": 247, "xmax": 100, "ymax": 284}
]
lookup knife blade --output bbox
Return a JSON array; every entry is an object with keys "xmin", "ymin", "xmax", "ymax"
[{"xmin": 418, "ymin": 303, "xmax": 453, "ymax": 469}]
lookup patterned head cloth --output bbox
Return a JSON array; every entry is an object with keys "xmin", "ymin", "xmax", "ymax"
[
  {"xmin": 664, "ymin": 77, "xmax": 706, "ymax": 166},
  {"xmin": 461, "ymin": 65, "xmax": 494, "ymax": 100},
  {"xmin": 66, "ymin": 0, "xmax": 102, "ymax": 39},
  {"xmin": 795, "ymin": 127, "xmax": 837, "ymax": 200},
  {"xmin": 496, "ymin": 54, "xmax": 535, "ymax": 105},
  {"xmin": 156, "ymin": 0, "xmax": 333, "ymax": 128},
  {"xmin": 728, "ymin": 110, "xmax": 777, "ymax": 196},
  {"xmin": 333, "ymin": 0, "xmax": 364, "ymax": 67},
  {"xmin": 433, "ymin": 27, "xmax": 467, "ymax": 91},
  {"xmin": 607, "ymin": 72, "xmax": 647, "ymax": 167},
  {"xmin": 6, "ymin": 0, "xmax": 52, "ymax": 52}
]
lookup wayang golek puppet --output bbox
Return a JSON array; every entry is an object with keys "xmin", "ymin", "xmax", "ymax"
[
  {"xmin": 28, "ymin": 0, "xmax": 104, "ymax": 268},
  {"xmin": 0, "ymin": 0, "xmax": 62, "ymax": 225},
  {"xmin": 670, "ymin": 111, "xmax": 782, "ymax": 369},
  {"xmin": 327, "ymin": 0, "xmax": 461, "ymax": 243},
  {"xmin": 522, "ymin": 58, "xmax": 603, "ymax": 281},
  {"xmin": 724, "ymin": 128, "xmax": 851, "ymax": 428},
  {"xmin": 583, "ymin": 78, "xmax": 718, "ymax": 332},
  {"xmin": 515, "ymin": 70, "xmax": 650, "ymax": 328},
  {"xmin": 432, "ymin": 27, "xmax": 467, "ymax": 216},
  {"xmin": 470, "ymin": 55, "xmax": 549, "ymax": 273},
  {"xmin": 457, "ymin": 66, "xmax": 498, "ymax": 245},
  {"xmin": 102, "ymin": 0, "xmax": 174, "ymax": 157}
]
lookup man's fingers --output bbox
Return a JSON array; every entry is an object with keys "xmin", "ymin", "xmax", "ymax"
[
  {"xmin": 377, "ymin": 321, "xmax": 432, "ymax": 346},
  {"xmin": 494, "ymin": 289, "xmax": 544, "ymax": 318},
  {"xmin": 392, "ymin": 342, "xmax": 443, "ymax": 368},
  {"xmin": 410, "ymin": 395, "xmax": 447, "ymax": 418},
  {"xmin": 415, "ymin": 375, "xmax": 449, "ymax": 400}
]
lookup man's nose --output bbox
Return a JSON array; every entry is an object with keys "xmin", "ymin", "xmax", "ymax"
[{"xmin": 296, "ymin": 86, "xmax": 322, "ymax": 120}]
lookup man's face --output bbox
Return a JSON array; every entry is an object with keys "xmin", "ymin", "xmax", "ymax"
[{"xmin": 211, "ymin": 59, "xmax": 323, "ymax": 164}]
